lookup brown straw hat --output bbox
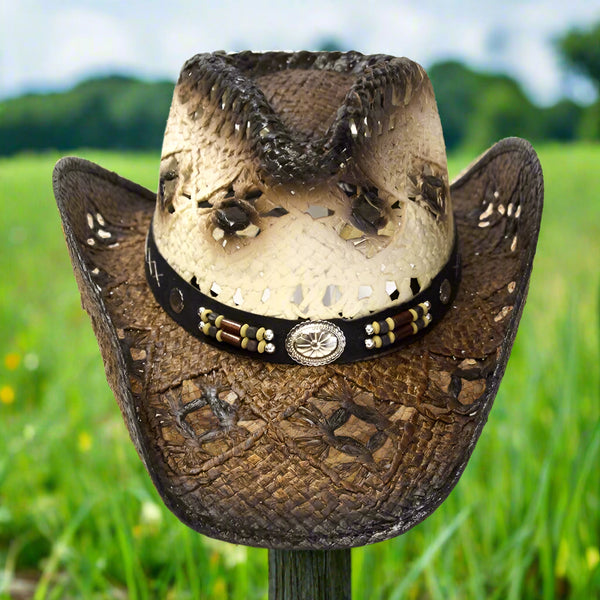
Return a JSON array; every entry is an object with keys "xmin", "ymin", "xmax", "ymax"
[{"xmin": 53, "ymin": 51, "xmax": 543, "ymax": 549}]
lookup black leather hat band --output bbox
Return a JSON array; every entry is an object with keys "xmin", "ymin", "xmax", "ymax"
[{"xmin": 145, "ymin": 224, "xmax": 460, "ymax": 365}]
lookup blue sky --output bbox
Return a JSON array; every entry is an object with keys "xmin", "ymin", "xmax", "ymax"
[{"xmin": 1, "ymin": 0, "xmax": 599, "ymax": 104}]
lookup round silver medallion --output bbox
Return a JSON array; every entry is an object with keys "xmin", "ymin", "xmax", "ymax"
[
  {"xmin": 285, "ymin": 321, "xmax": 346, "ymax": 366},
  {"xmin": 169, "ymin": 287, "xmax": 185, "ymax": 313},
  {"xmin": 439, "ymin": 278, "xmax": 451, "ymax": 304}
]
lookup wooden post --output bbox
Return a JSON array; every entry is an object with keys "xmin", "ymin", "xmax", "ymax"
[{"xmin": 268, "ymin": 549, "xmax": 351, "ymax": 600}]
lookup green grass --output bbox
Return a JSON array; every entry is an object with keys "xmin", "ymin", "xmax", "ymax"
[{"xmin": 0, "ymin": 143, "xmax": 598, "ymax": 599}]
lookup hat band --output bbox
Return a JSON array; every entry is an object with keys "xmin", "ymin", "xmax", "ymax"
[{"xmin": 145, "ymin": 225, "xmax": 460, "ymax": 365}]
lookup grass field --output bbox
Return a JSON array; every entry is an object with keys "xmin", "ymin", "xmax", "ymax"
[{"xmin": 0, "ymin": 143, "xmax": 598, "ymax": 599}]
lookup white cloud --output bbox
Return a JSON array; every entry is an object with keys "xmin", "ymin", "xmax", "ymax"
[
  {"xmin": 506, "ymin": 34, "xmax": 562, "ymax": 104},
  {"xmin": 1, "ymin": 0, "xmax": 599, "ymax": 103},
  {"xmin": 43, "ymin": 8, "xmax": 142, "ymax": 82}
]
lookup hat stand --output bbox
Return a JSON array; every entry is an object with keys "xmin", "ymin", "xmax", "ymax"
[{"xmin": 268, "ymin": 549, "xmax": 351, "ymax": 599}]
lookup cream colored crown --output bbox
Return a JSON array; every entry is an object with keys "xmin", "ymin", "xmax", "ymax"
[{"xmin": 153, "ymin": 53, "xmax": 453, "ymax": 320}]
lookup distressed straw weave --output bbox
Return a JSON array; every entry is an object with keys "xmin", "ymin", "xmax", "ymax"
[{"xmin": 53, "ymin": 51, "xmax": 543, "ymax": 549}]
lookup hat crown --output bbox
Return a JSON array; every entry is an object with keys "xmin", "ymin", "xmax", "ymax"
[{"xmin": 153, "ymin": 52, "xmax": 453, "ymax": 320}]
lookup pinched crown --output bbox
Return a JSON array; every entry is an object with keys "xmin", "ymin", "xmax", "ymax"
[{"xmin": 153, "ymin": 52, "xmax": 453, "ymax": 320}]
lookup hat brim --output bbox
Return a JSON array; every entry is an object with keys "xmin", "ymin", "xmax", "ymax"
[{"xmin": 53, "ymin": 137, "xmax": 542, "ymax": 549}]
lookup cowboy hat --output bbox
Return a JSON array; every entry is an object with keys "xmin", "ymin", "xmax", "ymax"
[{"xmin": 53, "ymin": 51, "xmax": 543, "ymax": 549}]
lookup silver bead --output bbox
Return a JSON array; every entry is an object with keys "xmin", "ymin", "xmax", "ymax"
[
  {"xmin": 265, "ymin": 342, "xmax": 276, "ymax": 354},
  {"xmin": 365, "ymin": 323, "xmax": 375, "ymax": 335},
  {"xmin": 264, "ymin": 328, "xmax": 274, "ymax": 341},
  {"xmin": 198, "ymin": 306, "xmax": 205, "ymax": 317},
  {"xmin": 365, "ymin": 338, "xmax": 375, "ymax": 350},
  {"xmin": 423, "ymin": 300, "xmax": 431, "ymax": 310},
  {"xmin": 424, "ymin": 313, "xmax": 432, "ymax": 324},
  {"xmin": 169, "ymin": 288, "xmax": 184, "ymax": 313}
]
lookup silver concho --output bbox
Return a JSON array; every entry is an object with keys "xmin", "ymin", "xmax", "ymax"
[
  {"xmin": 285, "ymin": 321, "xmax": 346, "ymax": 366},
  {"xmin": 439, "ymin": 278, "xmax": 451, "ymax": 304},
  {"xmin": 169, "ymin": 287, "xmax": 185, "ymax": 313}
]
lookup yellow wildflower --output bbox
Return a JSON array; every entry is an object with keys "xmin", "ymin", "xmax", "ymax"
[
  {"xmin": 587, "ymin": 546, "xmax": 600, "ymax": 571},
  {"xmin": 556, "ymin": 539, "xmax": 569, "ymax": 577},
  {"xmin": 212, "ymin": 578, "xmax": 227, "ymax": 600},
  {"xmin": 0, "ymin": 385, "xmax": 15, "ymax": 404},
  {"xmin": 4, "ymin": 353, "xmax": 20, "ymax": 370},
  {"xmin": 78, "ymin": 431, "xmax": 93, "ymax": 452}
]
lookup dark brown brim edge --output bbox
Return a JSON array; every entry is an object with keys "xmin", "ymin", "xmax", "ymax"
[{"xmin": 52, "ymin": 137, "xmax": 544, "ymax": 549}]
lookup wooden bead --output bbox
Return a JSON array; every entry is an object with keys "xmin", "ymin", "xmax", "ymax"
[
  {"xmin": 381, "ymin": 333, "xmax": 393, "ymax": 347},
  {"xmin": 395, "ymin": 324, "xmax": 413, "ymax": 340},
  {"xmin": 392, "ymin": 311, "xmax": 413, "ymax": 328},
  {"xmin": 220, "ymin": 318, "xmax": 242, "ymax": 335},
  {"xmin": 378, "ymin": 320, "xmax": 390, "ymax": 334},
  {"xmin": 414, "ymin": 317, "xmax": 427, "ymax": 332},
  {"xmin": 221, "ymin": 331, "xmax": 242, "ymax": 347}
]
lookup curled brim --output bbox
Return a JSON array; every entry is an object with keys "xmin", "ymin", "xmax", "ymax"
[{"xmin": 53, "ymin": 137, "xmax": 542, "ymax": 549}]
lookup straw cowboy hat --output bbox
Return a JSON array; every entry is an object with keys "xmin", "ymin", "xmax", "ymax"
[{"xmin": 53, "ymin": 51, "xmax": 543, "ymax": 549}]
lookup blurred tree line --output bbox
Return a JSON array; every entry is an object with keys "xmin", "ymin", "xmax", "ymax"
[
  {"xmin": 0, "ymin": 23, "xmax": 598, "ymax": 156},
  {"xmin": 0, "ymin": 76, "xmax": 174, "ymax": 156}
]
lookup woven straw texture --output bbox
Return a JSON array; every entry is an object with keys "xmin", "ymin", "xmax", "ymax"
[
  {"xmin": 53, "ymin": 52, "xmax": 542, "ymax": 550},
  {"xmin": 155, "ymin": 53, "xmax": 452, "ymax": 321}
]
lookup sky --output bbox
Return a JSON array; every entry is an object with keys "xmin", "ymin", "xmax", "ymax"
[{"xmin": 1, "ymin": 0, "xmax": 599, "ymax": 105}]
